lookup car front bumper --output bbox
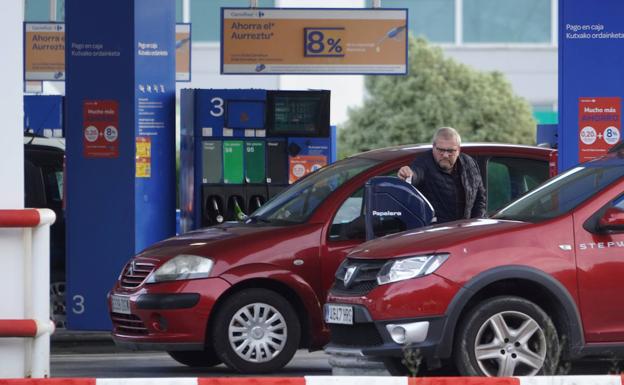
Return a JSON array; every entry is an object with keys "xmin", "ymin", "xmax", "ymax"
[
  {"xmin": 323, "ymin": 303, "xmax": 449, "ymax": 369},
  {"xmin": 108, "ymin": 276, "xmax": 231, "ymax": 349}
]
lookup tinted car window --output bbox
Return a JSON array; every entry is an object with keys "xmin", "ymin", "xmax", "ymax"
[
  {"xmin": 486, "ymin": 157, "xmax": 549, "ymax": 214},
  {"xmin": 329, "ymin": 168, "xmax": 403, "ymax": 241},
  {"xmin": 251, "ymin": 157, "xmax": 380, "ymax": 224},
  {"xmin": 329, "ymin": 188, "xmax": 365, "ymax": 241},
  {"xmin": 494, "ymin": 164, "xmax": 624, "ymax": 223}
]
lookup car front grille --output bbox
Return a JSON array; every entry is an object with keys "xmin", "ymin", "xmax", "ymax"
[
  {"xmin": 329, "ymin": 323, "xmax": 383, "ymax": 347},
  {"xmin": 120, "ymin": 257, "xmax": 158, "ymax": 289},
  {"xmin": 330, "ymin": 258, "xmax": 387, "ymax": 296},
  {"xmin": 110, "ymin": 313, "xmax": 148, "ymax": 335}
]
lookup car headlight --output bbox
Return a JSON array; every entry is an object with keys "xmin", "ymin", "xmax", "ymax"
[
  {"xmin": 146, "ymin": 254, "xmax": 214, "ymax": 283},
  {"xmin": 377, "ymin": 254, "xmax": 449, "ymax": 285}
]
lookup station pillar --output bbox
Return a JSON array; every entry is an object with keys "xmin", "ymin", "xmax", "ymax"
[{"xmin": 65, "ymin": 0, "xmax": 176, "ymax": 329}]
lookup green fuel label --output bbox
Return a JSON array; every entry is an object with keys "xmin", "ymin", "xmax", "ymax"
[
  {"xmin": 223, "ymin": 140, "xmax": 244, "ymax": 184},
  {"xmin": 245, "ymin": 141, "xmax": 266, "ymax": 184}
]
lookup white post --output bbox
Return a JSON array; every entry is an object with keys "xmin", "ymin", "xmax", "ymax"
[
  {"xmin": 183, "ymin": 0, "xmax": 190, "ymax": 23},
  {"xmin": 0, "ymin": 0, "xmax": 26, "ymax": 378},
  {"xmin": 455, "ymin": 0, "xmax": 463, "ymax": 46},
  {"xmin": 49, "ymin": 0, "xmax": 57, "ymax": 21},
  {"xmin": 29, "ymin": 209, "xmax": 56, "ymax": 377}
]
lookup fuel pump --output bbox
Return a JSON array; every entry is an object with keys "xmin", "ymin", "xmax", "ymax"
[{"xmin": 180, "ymin": 88, "xmax": 336, "ymax": 232}]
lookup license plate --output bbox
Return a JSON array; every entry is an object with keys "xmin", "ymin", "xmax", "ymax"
[
  {"xmin": 111, "ymin": 295, "xmax": 131, "ymax": 315},
  {"xmin": 324, "ymin": 304, "xmax": 353, "ymax": 325}
]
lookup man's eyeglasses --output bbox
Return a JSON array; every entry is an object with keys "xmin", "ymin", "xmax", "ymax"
[{"xmin": 434, "ymin": 146, "xmax": 458, "ymax": 155}]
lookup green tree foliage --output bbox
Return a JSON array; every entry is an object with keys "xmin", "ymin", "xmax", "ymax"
[{"xmin": 338, "ymin": 37, "xmax": 537, "ymax": 158}]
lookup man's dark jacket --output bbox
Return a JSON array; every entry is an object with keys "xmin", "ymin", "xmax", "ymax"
[{"xmin": 410, "ymin": 150, "xmax": 486, "ymax": 222}]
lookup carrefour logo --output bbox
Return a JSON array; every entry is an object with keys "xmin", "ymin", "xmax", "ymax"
[
  {"xmin": 372, "ymin": 210, "xmax": 402, "ymax": 217},
  {"xmin": 229, "ymin": 10, "xmax": 265, "ymax": 18}
]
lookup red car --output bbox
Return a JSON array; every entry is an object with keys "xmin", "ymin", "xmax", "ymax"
[
  {"xmin": 107, "ymin": 143, "xmax": 556, "ymax": 373},
  {"xmin": 325, "ymin": 152, "xmax": 624, "ymax": 377}
]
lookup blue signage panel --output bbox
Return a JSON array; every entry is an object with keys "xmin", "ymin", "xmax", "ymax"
[
  {"xmin": 24, "ymin": 95, "xmax": 64, "ymax": 137},
  {"xmin": 134, "ymin": 0, "xmax": 176, "ymax": 252},
  {"xmin": 559, "ymin": 0, "xmax": 624, "ymax": 171},
  {"xmin": 65, "ymin": 0, "xmax": 175, "ymax": 330}
]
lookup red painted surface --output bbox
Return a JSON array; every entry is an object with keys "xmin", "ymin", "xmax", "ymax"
[
  {"xmin": 327, "ymin": 152, "xmax": 624, "ymax": 365},
  {"xmin": 107, "ymin": 144, "xmax": 556, "ymax": 356},
  {"xmin": 0, "ymin": 209, "xmax": 40, "ymax": 228},
  {"xmin": 0, "ymin": 320, "xmax": 37, "ymax": 337}
]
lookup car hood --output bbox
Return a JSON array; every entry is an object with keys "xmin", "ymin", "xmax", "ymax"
[
  {"xmin": 348, "ymin": 218, "xmax": 529, "ymax": 260},
  {"xmin": 139, "ymin": 221, "xmax": 297, "ymax": 259}
]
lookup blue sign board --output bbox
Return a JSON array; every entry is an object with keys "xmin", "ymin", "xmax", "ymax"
[
  {"xmin": 65, "ymin": 0, "xmax": 175, "ymax": 330},
  {"xmin": 559, "ymin": 0, "xmax": 624, "ymax": 170}
]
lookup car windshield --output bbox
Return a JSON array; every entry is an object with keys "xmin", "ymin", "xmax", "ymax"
[
  {"xmin": 249, "ymin": 157, "xmax": 380, "ymax": 224},
  {"xmin": 493, "ymin": 163, "xmax": 624, "ymax": 223}
]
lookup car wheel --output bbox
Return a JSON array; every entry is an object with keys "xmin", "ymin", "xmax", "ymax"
[
  {"xmin": 212, "ymin": 288, "xmax": 301, "ymax": 373},
  {"xmin": 167, "ymin": 349, "xmax": 221, "ymax": 367},
  {"xmin": 454, "ymin": 296, "xmax": 559, "ymax": 377}
]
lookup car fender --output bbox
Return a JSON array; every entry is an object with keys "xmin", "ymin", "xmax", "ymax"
[
  {"xmin": 436, "ymin": 264, "xmax": 584, "ymax": 359},
  {"xmin": 217, "ymin": 264, "xmax": 325, "ymax": 347}
]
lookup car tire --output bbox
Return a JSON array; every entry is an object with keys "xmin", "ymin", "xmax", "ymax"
[
  {"xmin": 212, "ymin": 288, "xmax": 301, "ymax": 373},
  {"xmin": 167, "ymin": 349, "xmax": 221, "ymax": 367},
  {"xmin": 454, "ymin": 296, "xmax": 559, "ymax": 377}
]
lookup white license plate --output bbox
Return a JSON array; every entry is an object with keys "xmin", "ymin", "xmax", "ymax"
[
  {"xmin": 111, "ymin": 295, "xmax": 131, "ymax": 315},
  {"xmin": 324, "ymin": 304, "xmax": 353, "ymax": 325}
]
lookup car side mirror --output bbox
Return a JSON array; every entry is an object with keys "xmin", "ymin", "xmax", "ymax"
[{"xmin": 598, "ymin": 207, "xmax": 624, "ymax": 232}]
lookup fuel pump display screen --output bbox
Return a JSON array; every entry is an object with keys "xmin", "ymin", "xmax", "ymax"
[{"xmin": 266, "ymin": 90, "xmax": 330, "ymax": 137}]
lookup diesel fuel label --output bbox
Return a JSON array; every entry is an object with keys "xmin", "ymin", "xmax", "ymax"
[{"xmin": 221, "ymin": 8, "xmax": 407, "ymax": 75}]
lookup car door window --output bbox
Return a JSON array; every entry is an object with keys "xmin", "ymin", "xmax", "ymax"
[
  {"xmin": 329, "ymin": 169, "xmax": 402, "ymax": 241},
  {"xmin": 329, "ymin": 188, "xmax": 365, "ymax": 241},
  {"xmin": 486, "ymin": 157, "xmax": 549, "ymax": 214}
]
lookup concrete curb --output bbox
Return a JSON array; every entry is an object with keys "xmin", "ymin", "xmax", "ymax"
[
  {"xmin": 51, "ymin": 330, "xmax": 112, "ymax": 343},
  {"xmin": 1, "ymin": 376, "xmax": 624, "ymax": 385}
]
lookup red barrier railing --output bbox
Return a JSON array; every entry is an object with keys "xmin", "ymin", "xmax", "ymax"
[{"xmin": 0, "ymin": 209, "xmax": 56, "ymax": 378}]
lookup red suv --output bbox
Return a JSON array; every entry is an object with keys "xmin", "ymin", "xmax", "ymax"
[
  {"xmin": 325, "ymin": 153, "xmax": 624, "ymax": 377},
  {"xmin": 107, "ymin": 143, "xmax": 556, "ymax": 373}
]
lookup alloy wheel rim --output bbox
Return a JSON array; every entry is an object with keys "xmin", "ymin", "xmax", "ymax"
[
  {"xmin": 228, "ymin": 302, "xmax": 288, "ymax": 363},
  {"xmin": 474, "ymin": 310, "xmax": 547, "ymax": 376}
]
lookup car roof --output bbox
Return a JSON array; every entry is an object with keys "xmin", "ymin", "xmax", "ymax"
[
  {"xmin": 349, "ymin": 142, "xmax": 556, "ymax": 162},
  {"xmin": 24, "ymin": 135, "xmax": 65, "ymax": 151}
]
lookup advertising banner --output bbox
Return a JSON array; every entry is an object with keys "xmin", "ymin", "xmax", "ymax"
[
  {"xmin": 289, "ymin": 155, "xmax": 327, "ymax": 183},
  {"xmin": 24, "ymin": 22, "xmax": 65, "ymax": 81},
  {"xmin": 82, "ymin": 100, "xmax": 119, "ymax": 158},
  {"xmin": 578, "ymin": 97, "xmax": 621, "ymax": 162},
  {"xmin": 221, "ymin": 8, "xmax": 408, "ymax": 75},
  {"xmin": 25, "ymin": 22, "xmax": 190, "ymax": 82},
  {"xmin": 176, "ymin": 23, "xmax": 191, "ymax": 81}
]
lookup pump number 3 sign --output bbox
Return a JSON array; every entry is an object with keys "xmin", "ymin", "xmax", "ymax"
[{"xmin": 83, "ymin": 100, "xmax": 119, "ymax": 158}]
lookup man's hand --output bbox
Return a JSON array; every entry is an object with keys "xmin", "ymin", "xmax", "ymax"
[{"xmin": 397, "ymin": 166, "xmax": 414, "ymax": 181}]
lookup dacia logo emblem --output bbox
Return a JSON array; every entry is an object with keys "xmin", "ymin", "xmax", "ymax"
[
  {"xmin": 127, "ymin": 261, "xmax": 135, "ymax": 276},
  {"xmin": 344, "ymin": 266, "xmax": 358, "ymax": 288}
]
